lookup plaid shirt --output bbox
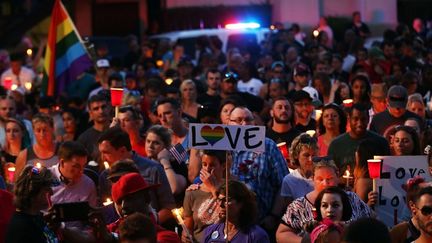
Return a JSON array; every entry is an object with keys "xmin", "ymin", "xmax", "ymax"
[{"xmin": 231, "ymin": 138, "xmax": 289, "ymax": 220}]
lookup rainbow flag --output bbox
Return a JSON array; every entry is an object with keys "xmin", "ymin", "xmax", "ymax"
[{"xmin": 42, "ymin": 0, "xmax": 93, "ymax": 96}]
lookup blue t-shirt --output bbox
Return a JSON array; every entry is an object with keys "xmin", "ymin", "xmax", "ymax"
[{"xmin": 202, "ymin": 222, "xmax": 269, "ymax": 243}]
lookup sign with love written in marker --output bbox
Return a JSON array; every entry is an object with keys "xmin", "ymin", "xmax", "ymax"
[{"xmin": 188, "ymin": 123, "xmax": 265, "ymax": 152}]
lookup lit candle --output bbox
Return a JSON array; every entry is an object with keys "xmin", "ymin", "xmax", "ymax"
[
  {"xmin": 306, "ymin": 130, "xmax": 316, "ymax": 137},
  {"xmin": 172, "ymin": 208, "xmax": 193, "ymax": 241},
  {"xmin": 367, "ymin": 159, "xmax": 382, "ymax": 191},
  {"xmin": 4, "ymin": 77, "xmax": 12, "ymax": 90},
  {"xmin": 7, "ymin": 166, "xmax": 15, "ymax": 183},
  {"xmin": 104, "ymin": 161, "xmax": 110, "ymax": 170},
  {"xmin": 313, "ymin": 29, "xmax": 320, "ymax": 37},
  {"xmin": 24, "ymin": 82, "xmax": 32, "ymax": 90},
  {"xmin": 315, "ymin": 109, "xmax": 322, "ymax": 121},
  {"xmin": 11, "ymin": 84, "xmax": 18, "ymax": 91},
  {"xmin": 342, "ymin": 170, "xmax": 353, "ymax": 188},
  {"xmin": 343, "ymin": 99, "xmax": 353, "ymax": 108},
  {"xmin": 35, "ymin": 162, "xmax": 42, "ymax": 169},
  {"xmin": 103, "ymin": 198, "xmax": 113, "ymax": 206}
]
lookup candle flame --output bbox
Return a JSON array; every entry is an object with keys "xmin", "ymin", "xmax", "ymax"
[
  {"xmin": 315, "ymin": 109, "xmax": 323, "ymax": 120},
  {"xmin": 11, "ymin": 84, "xmax": 18, "ymax": 90},
  {"xmin": 104, "ymin": 161, "xmax": 110, "ymax": 170},
  {"xmin": 306, "ymin": 130, "xmax": 316, "ymax": 137},
  {"xmin": 35, "ymin": 162, "xmax": 42, "ymax": 169},
  {"xmin": 277, "ymin": 142, "xmax": 287, "ymax": 147},
  {"xmin": 103, "ymin": 198, "xmax": 113, "ymax": 206},
  {"xmin": 343, "ymin": 170, "xmax": 350, "ymax": 178},
  {"xmin": 24, "ymin": 82, "xmax": 32, "ymax": 90},
  {"xmin": 171, "ymin": 208, "xmax": 185, "ymax": 224}
]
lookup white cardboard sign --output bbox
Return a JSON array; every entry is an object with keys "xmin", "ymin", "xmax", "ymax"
[
  {"xmin": 188, "ymin": 123, "xmax": 265, "ymax": 152},
  {"xmin": 374, "ymin": 155, "xmax": 431, "ymax": 228}
]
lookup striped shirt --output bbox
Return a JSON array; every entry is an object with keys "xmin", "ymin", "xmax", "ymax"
[{"xmin": 281, "ymin": 191, "xmax": 373, "ymax": 233}]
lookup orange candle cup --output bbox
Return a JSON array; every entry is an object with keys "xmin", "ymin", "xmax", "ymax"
[
  {"xmin": 367, "ymin": 159, "xmax": 382, "ymax": 191},
  {"xmin": 110, "ymin": 88, "xmax": 124, "ymax": 106},
  {"xmin": 6, "ymin": 166, "xmax": 15, "ymax": 183},
  {"xmin": 3, "ymin": 77, "xmax": 12, "ymax": 90},
  {"xmin": 343, "ymin": 99, "xmax": 353, "ymax": 108},
  {"xmin": 277, "ymin": 142, "xmax": 289, "ymax": 159}
]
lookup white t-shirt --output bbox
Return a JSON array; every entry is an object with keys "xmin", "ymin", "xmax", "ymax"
[
  {"xmin": 237, "ymin": 77, "xmax": 263, "ymax": 96},
  {"xmin": 1, "ymin": 67, "xmax": 35, "ymax": 93}
]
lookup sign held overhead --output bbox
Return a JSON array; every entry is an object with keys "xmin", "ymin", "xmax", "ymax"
[{"xmin": 188, "ymin": 123, "xmax": 265, "ymax": 152}]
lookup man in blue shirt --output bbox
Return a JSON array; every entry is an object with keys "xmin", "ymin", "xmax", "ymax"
[{"xmin": 228, "ymin": 106, "xmax": 289, "ymax": 238}]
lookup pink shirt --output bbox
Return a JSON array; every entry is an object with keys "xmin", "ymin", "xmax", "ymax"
[{"xmin": 317, "ymin": 135, "xmax": 329, "ymax": 156}]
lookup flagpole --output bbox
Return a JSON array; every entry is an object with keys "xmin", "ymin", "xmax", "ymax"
[{"xmin": 225, "ymin": 151, "xmax": 230, "ymax": 242}]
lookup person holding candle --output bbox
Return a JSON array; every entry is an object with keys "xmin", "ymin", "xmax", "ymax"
[
  {"xmin": 48, "ymin": 141, "xmax": 97, "ymax": 229},
  {"xmin": 317, "ymin": 103, "xmax": 346, "ymax": 156},
  {"xmin": 202, "ymin": 180, "xmax": 270, "ymax": 243},
  {"xmin": 98, "ymin": 127, "xmax": 176, "ymax": 226},
  {"xmin": 5, "ymin": 165, "xmax": 58, "ymax": 243},
  {"xmin": 109, "ymin": 172, "xmax": 181, "ymax": 242},
  {"xmin": 183, "ymin": 150, "xmax": 226, "ymax": 242},
  {"xmin": 276, "ymin": 158, "xmax": 373, "ymax": 243},
  {"xmin": 15, "ymin": 113, "xmax": 59, "ymax": 177},
  {"xmin": 353, "ymin": 139, "xmax": 387, "ymax": 204},
  {"xmin": 328, "ymin": 103, "xmax": 390, "ymax": 176}
]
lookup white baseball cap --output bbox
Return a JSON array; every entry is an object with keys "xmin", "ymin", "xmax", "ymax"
[{"xmin": 96, "ymin": 59, "xmax": 110, "ymax": 68}]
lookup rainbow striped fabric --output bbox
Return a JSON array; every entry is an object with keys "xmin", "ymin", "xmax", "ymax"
[{"xmin": 42, "ymin": 0, "xmax": 92, "ymax": 97}]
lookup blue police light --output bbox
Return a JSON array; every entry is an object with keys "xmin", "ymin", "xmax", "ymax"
[{"xmin": 225, "ymin": 22, "xmax": 261, "ymax": 30}]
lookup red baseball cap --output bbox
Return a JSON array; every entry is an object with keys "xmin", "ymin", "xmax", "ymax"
[{"xmin": 111, "ymin": 173, "xmax": 159, "ymax": 203}]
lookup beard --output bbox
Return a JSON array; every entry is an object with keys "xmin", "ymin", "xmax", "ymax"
[
  {"xmin": 274, "ymin": 116, "xmax": 290, "ymax": 124},
  {"xmin": 417, "ymin": 216, "xmax": 432, "ymax": 236}
]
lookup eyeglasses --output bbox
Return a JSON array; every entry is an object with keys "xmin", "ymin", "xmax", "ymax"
[
  {"xmin": 224, "ymin": 72, "xmax": 238, "ymax": 79},
  {"xmin": 312, "ymin": 156, "xmax": 332, "ymax": 163},
  {"xmin": 417, "ymin": 205, "xmax": 432, "ymax": 216},
  {"xmin": 230, "ymin": 117, "xmax": 254, "ymax": 124},
  {"xmin": 217, "ymin": 196, "xmax": 234, "ymax": 205}
]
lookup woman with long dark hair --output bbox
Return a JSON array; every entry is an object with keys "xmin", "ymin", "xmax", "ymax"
[{"xmin": 202, "ymin": 180, "xmax": 270, "ymax": 242}]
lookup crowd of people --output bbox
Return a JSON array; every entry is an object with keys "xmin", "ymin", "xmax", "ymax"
[{"xmin": 1, "ymin": 11, "xmax": 432, "ymax": 243}]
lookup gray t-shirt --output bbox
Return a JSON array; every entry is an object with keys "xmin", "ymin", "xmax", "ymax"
[{"xmin": 183, "ymin": 189, "xmax": 213, "ymax": 242}]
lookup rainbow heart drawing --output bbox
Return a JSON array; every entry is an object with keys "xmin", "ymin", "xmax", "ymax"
[{"xmin": 200, "ymin": 125, "xmax": 225, "ymax": 145}]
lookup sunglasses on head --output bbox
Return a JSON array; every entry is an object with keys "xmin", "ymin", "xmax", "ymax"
[
  {"xmin": 312, "ymin": 156, "xmax": 332, "ymax": 163},
  {"xmin": 418, "ymin": 206, "xmax": 432, "ymax": 216}
]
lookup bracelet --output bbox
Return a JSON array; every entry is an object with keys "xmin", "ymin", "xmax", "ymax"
[{"xmin": 164, "ymin": 167, "xmax": 173, "ymax": 171}]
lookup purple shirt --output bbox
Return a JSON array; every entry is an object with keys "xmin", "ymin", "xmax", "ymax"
[
  {"xmin": 201, "ymin": 222, "xmax": 269, "ymax": 243},
  {"xmin": 49, "ymin": 164, "xmax": 98, "ymax": 207}
]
